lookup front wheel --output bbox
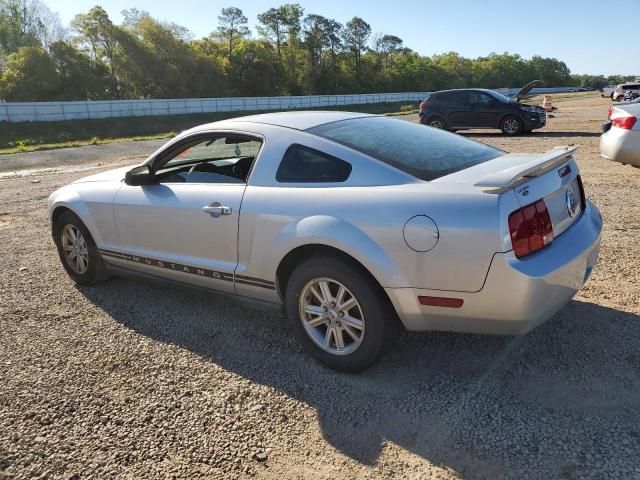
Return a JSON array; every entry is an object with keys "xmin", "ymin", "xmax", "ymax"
[
  {"xmin": 501, "ymin": 116, "xmax": 523, "ymax": 136},
  {"xmin": 284, "ymin": 257, "xmax": 400, "ymax": 372},
  {"xmin": 53, "ymin": 210, "xmax": 107, "ymax": 285}
]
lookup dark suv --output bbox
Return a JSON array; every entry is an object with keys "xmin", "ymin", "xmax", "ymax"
[{"xmin": 418, "ymin": 81, "xmax": 547, "ymax": 136}]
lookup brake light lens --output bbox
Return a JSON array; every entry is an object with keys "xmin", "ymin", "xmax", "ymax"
[
  {"xmin": 611, "ymin": 116, "xmax": 637, "ymax": 130},
  {"xmin": 419, "ymin": 101, "xmax": 427, "ymax": 110},
  {"xmin": 508, "ymin": 200, "xmax": 554, "ymax": 258}
]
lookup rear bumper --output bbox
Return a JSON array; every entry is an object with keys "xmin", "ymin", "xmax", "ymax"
[
  {"xmin": 600, "ymin": 127, "xmax": 640, "ymax": 167},
  {"xmin": 386, "ymin": 200, "xmax": 602, "ymax": 335}
]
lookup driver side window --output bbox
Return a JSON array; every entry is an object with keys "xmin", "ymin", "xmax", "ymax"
[
  {"xmin": 154, "ymin": 134, "xmax": 262, "ymax": 184},
  {"xmin": 468, "ymin": 92, "xmax": 494, "ymax": 107}
]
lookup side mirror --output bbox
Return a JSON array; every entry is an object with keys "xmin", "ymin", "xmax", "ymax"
[{"xmin": 124, "ymin": 165, "xmax": 153, "ymax": 186}]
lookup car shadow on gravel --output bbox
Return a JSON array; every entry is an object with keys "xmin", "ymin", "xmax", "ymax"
[{"xmin": 79, "ymin": 279, "xmax": 640, "ymax": 478}]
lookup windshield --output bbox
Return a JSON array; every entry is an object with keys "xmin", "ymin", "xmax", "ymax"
[
  {"xmin": 487, "ymin": 90, "xmax": 512, "ymax": 103},
  {"xmin": 308, "ymin": 116, "xmax": 504, "ymax": 181}
]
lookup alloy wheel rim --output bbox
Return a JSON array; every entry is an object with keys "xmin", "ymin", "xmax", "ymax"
[
  {"xmin": 61, "ymin": 224, "xmax": 89, "ymax": 274},
  {"xmin": 504, "ymin": 119, "xmax": 519, "ymax": 134},
  {"xmin": 299, "ymin": 277, "xmax": 365, "ymax": 356},
  {"xmin": 430, "ymin": 120, "xmax": 444, "ymax": 129}
]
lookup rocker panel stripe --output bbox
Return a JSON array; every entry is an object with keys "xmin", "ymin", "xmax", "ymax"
[{"xmin": 98, "ymin": 248, "xmax": 275, "ymax": 290}]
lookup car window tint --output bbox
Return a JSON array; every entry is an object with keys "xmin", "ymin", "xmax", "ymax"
[
  {"xmin": 154, "ymin": 134, "xmax": 262, "ymax": 184},
  {"xmin": 165, "ymin": 137, "xmax": 261, "ymax": 168},
  {"xmin": 468, "ymin": 92, "xmax": 493, "ymax": 106},
  {"xmin": 276, "ymin": 144, "xmax": 352, "ymax": 183},
  {"xmin": 308, "ymin": 116, "xmax": 503, "ymax": 181}
]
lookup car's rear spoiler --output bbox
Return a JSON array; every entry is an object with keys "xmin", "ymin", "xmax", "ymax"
[{"xmin": 475, "ymin": 146, "xmax": 578, "ymax": 191}]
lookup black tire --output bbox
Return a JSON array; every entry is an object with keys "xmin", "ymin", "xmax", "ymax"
[
  {"xmin": 284, "ymin": 256, "xmax": 400, "ymax": 373},
  {"xmin": 500, "ymin": 116, "xmax": 523, "ymax": 136},
  {"xmin": 426, "ymin": 116, "xmax": 447, "ymax": 130},
  {"xmin": 53, "ymin": 210, "xmax": 107, "ymax": 285}
]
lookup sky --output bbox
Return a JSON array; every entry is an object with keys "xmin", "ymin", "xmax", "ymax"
[{"xmin": 51, "ymin": 0, "xmax": 639, "ymax": 76}]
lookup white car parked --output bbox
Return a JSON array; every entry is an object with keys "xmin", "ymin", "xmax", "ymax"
[
  {"xmin": 612, "ymin": 82, "xmax": 640, "ymax": 102},
  {"xmin": 600, "ymin": 102, "xmax": 640, "ymax": 167},
  {"xmin": 600, "ymin": 85, "xmax": 616, "ymax": 98}
]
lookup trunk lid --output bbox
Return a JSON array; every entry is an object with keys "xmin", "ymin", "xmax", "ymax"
[{"xmin": 436, "ymin": 146, "xmax": 584, "ymax": 240}]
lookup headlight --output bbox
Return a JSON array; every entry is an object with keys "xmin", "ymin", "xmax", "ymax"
[{"xmin": 519, "ymin": 105, "xmax": 538, "ymax": 112}]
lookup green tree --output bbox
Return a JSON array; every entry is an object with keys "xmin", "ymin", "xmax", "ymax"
[
  {"xmin": 71, "ymin": 6, "xmax": 120, "ymax": 97},
  {"xmin": 228, "ymin": 39, "xmax": 279, "ymax": 96},
  {"xmin": 0, "ymin": 0, "xmax": 63, "ymax": 53},
  {"xmin": 371, "ymin": 34, "xmax": 401, "ymax": 63},
  {"xmin": 215, "ymin": 7, "xmax": 250, "ymax": 60},
  {"xmin": 432, "ymin": 51, "xmax": 473, "ymax": 88},
  {"xmin": 0, "ymin": 45, "xmax": 58, "ymax": 100},
  {"xmin": 257, "ymin": 7, "xmax": 286, "ymax": 63},
  {"xmin": 49, "ymin": 40, "xmax": 106, "ymax": 99},
  {"xmin": 342, "ymin": 17, "xmax": 370, "ymax": 75},
  {"xmin": 302, "ymin": 14, "xmax": 332, "ymax": 92},
  {"xmin": 529, "ymin": 55, "xmax": 571, "ymax": 86}
]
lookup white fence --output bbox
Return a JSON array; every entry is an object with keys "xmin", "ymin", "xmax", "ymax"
[
  {"xmin": 0, "ymin": 87, "xmax": 580, "ymax": 123},
  {"xmin": 0, "ymin": 92, "xmax": 428, "ymax": 123}
]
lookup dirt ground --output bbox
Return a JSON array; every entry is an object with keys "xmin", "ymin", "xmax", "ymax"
[{"xmin": 1, "ymin": 93, "xmax": 639, "ymax": 480}]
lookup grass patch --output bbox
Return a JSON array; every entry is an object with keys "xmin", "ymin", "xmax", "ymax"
[
  {"xmin": 0, "ymin": 101, "xmax": 421, "ymax": 154},
  {"xmin": 0, "ymin": 133, "xmax": 175, "ymax": 155}
]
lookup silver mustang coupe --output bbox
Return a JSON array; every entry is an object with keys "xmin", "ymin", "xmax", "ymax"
[{"xmin": 48, "ymin": 112, "xmax": 602, "ymax": 372}]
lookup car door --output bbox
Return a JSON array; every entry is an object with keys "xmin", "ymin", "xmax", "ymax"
[
  {"xmin": 445, "ymin": 91, "xmax": 472, "ymax": 127},
  {"xmin": 467, "ymin": 91, "xmax": 501, "ymax": 128},
  {"xmin": 111, "ymin": 132, "xmax": 262, "ymax": 294}
]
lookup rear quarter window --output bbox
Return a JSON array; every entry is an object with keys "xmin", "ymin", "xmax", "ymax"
[
  {"xmin": 440, "ymin": 91, "xmax": 468, "ymax": 105},
  {"xmin": 308, "ymin": 116, "xmax": 503, "ymax": 181},
  {"xmin": 276, "ymin": 144, "xmax": 352, "ymax": 183}
]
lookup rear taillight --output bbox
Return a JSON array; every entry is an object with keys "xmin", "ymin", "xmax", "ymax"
[
  {"xmin": 611, "ymin": 116, "xmax": 637, "ymax": 130},
  {"xmin": 508, "ymin": 200, "xmax": 554, "ymax": 258},
  {"xmin": 419, "ymin": 101, "xmax": 427, "ymax": 110}
]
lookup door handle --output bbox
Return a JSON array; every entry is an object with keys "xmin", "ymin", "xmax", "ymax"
[{"xmin": 202, "ymin": 202, "xmax": 232, "ymax": 217}]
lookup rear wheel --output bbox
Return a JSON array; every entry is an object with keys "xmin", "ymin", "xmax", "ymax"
[
  {"xmin": 53, "ymin": 211, "xmax": 106, "ymax": 285},
  {"xmin": 284, "ymin": 256, "xmax": 400, "ymax": 372},
  {"xmin": 426, "ymin": 116, "xmax": 447, "ymax": 130},
  {"xmin": 501, "ymin": 116, "xmax": 523, "ymax": 136}
]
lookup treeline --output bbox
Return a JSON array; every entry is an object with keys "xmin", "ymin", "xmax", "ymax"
[{"xmin": 0, "ymin": 0, "xmax": 634, "ymax": 101}]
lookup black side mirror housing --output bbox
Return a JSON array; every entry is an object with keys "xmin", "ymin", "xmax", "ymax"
[{"xmin": 124, "ymin": 165, "xmax": 153, "ymax": 186}]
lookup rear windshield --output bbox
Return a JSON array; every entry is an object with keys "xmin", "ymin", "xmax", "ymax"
[{"xmin": 307, "ymin": 116, "xmax": 504, "ymax": 181}]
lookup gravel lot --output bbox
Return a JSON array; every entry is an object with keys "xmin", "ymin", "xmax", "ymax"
[{"xmin": 1, "ymin": 94, "xmax": 639, "ymax": 479}]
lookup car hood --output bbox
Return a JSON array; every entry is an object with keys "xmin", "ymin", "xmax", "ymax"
[
  {"xmin": 510, "ymin": 80, "xmax": 541, "ymax": 103},
  {"xmin": 72, "ymin": 165, "xmax": 134, "ymax": 184}
]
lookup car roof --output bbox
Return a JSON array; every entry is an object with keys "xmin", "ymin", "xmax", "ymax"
[
  {"xmin": 190, "ymin": 111, "xmax": 372, "ymax": 133},
  {"xmin": 432, "ymin": 88, "xmax": 496, "ymax": 95}
]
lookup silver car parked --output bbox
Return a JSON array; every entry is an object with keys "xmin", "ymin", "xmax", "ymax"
[{"xmin": 48, "ymin": 112, "xmax": 602, "ymax": 372}]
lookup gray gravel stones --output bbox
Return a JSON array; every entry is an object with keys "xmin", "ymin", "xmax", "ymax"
[{"xmin": 1, "ymin": 95, "xmax": 639, "ymax": 479}]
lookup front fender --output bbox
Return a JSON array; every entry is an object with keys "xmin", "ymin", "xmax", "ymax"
[{"xmin": 48, "ymin": 183, "xmax": 120, "ymax": 247}]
